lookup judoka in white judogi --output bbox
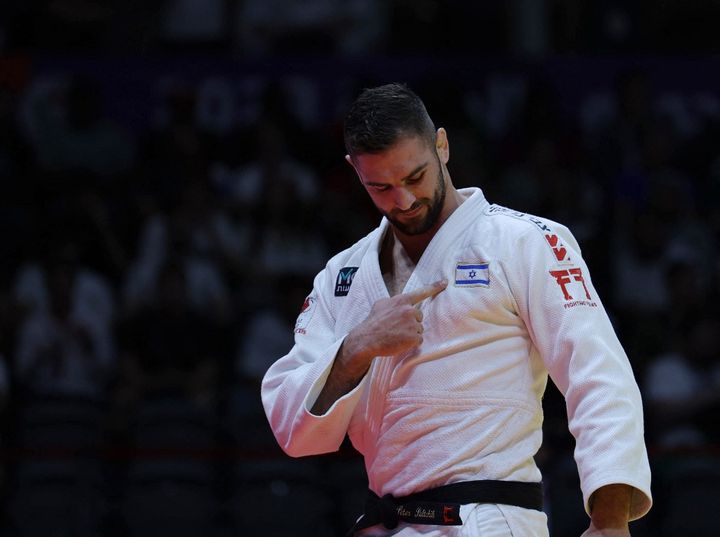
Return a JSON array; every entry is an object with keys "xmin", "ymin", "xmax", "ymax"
[{"xmin": 262, "ymin": 83, "xmax": 651, "ymax": 536}]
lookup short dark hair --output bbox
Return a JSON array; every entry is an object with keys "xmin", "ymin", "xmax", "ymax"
[{"xmin": 343, "ymin": 83, "xmax": 436, "ymax": 156}]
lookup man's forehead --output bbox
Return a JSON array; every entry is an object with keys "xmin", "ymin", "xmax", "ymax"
[
  {"xmin": 353, "ymin": 150, "xmax": 431, "ymax": 185},
  {"xmin": 353, "ymin": 132, "xmax": 432, "ymax": 156},
  {"xmin": 352, "ymin": 135, "xmax": 431, "ymax": 166}
]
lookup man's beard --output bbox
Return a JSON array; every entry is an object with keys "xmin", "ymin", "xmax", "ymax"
[{"xmin": 385, "ymin": 164, "xmax": 446, "ymax": 236}]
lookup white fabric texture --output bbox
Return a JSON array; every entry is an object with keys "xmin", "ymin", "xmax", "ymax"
[{"xmin": 262, "ymin": 188, "xmax": 652, "ymax": 533}]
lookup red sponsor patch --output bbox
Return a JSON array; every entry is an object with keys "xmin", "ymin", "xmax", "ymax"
[
  {"xmin": 545, "ymin": 234, "xmax": 569, "ymax": 262},
  {"xmin": 549, "ymin": 267, "xmax": 592, "ymax": 301}
]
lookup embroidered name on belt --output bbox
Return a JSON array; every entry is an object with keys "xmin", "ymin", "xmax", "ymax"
[
  {"xmin": 455, "ymin": 262, "xmax": 490, "ymax": 287},
  {"xmin": 335, "ymin": 266, "xmax": 359, "ymax": 296},
  {"xmin": 394, "ymin": 501, "xmax": 462, "ymax": 527}
]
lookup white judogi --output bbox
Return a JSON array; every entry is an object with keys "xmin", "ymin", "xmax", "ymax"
[{"xmin": 262, "ymin": 188, "xmax": 652, "ymax": 535}]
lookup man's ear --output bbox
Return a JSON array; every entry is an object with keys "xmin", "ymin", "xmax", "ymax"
[{"xmin": 436, "ymin": 128, "xmax": 449, "ymax": 164}]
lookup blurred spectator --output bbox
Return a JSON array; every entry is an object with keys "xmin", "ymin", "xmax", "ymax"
[
  {"xmin": 210, "ymin": 112, "xmax": 328, "ymax": 279},
  {"xmin": 254, "ymin": 175, "xmax": 328, "ymax": 279},
  {"xmin": 235, "ymin": 277, "xmax": 308, "ymax": 383},
  {"xmin": 611, "ymin": 209, "xmax": 669, "ymax": 315},
  {"xmin": 643, "ymin": 308, "xmax": 720, "ymax": 448},
  {"xmin": 660, "ymin": 260, "xmax": 708, "ymax": 356},
  {"xmin": 212, "ymin": 122, "xmax": 320, "ymax": 207},
  {"xmin": 24, "ymin": 74, "xmax": 136, "ymax": 176},
  {"xmin": 73, "ymin": 180, "xmax": 131, "ymax": 282},
  {"xmin": 209, "ymin": 80, "xmax": 324, "ymax": 217},
  {"xmin": 649, "ymin": 171, "xmax": 715, "ymax": 281},
  {"xmin": 139, "ymin": 82, "xmax": 211, "ymax": 201},
  {"xmin": 122, "ymin": 180, "xmax": 234, "ymax": 322},
  {"xmin": 14, "ymin": 232, "xmax": 115, "ymax": 333},
  {"xmin": 606, "ymin": 110, "xmax": 713, "ymax": 356},
  {"xmin": 118, "ymin": 257, "xmax": 226, "ymax": 410},
  {"xmin": 13, "ymin": 237, "xmax": 115, "ymax": 398}
]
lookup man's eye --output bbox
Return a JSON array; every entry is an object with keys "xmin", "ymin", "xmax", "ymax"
[{"xmin": 372, "ymin": 185, "xmax": 390, "ymax": 192}]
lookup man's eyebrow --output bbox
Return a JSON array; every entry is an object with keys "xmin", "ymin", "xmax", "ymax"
[{"xmin": 364, "ymin": 162, "xmax": 429, "ymax": 186}]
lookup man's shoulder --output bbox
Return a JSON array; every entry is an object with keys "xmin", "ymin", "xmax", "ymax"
[
  {"xmin": 480, "ymin": 204, "xmax": 581, "ymax": 263},
  {"xmin": 483, "ymin": 204, "xmax": 564, "ymax": 231}
]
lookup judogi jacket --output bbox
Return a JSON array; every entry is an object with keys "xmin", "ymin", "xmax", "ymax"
[{"xmin": 262, "ymin": 188, "xmax": 652, "ymax": 521}]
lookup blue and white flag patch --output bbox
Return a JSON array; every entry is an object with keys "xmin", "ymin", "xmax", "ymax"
[{"xmin": 455, "ymin": 262, "xmax": 490, "ymax": 287}]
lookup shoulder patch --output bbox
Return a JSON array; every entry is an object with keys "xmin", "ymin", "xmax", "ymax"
[
  {"xmin": 485, "ymin": 204, "xmax": 572, "ymax": 264},
  {"xmin": 295, "ymin": 295, "xmax": 317, "ymax": 334},
  {"xmin": 334, "ymin": 266, "xmax": 359, "ymax": 297}
]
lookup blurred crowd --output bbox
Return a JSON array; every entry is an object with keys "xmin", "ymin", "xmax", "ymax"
[
  {"xmin": 3, "ymin": 0, "xmax": 720, "ymax": 56},
  {"xmin": 0, "ymin": 1, "xmax": 719, "ymax": 537}
]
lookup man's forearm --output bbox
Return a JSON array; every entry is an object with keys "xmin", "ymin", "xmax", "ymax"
[{"xmin": 310, "ymin": 334, "xmax": 372, "ymax": 415}]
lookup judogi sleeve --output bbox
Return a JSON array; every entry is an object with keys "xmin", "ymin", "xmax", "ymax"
[
  {"xmin": 261, "ymin": 266, "xmax": 368, "ymax": 457},
  {"xmin": 504, "ymin": 221, "xmax": 652, "ymax": 520}
]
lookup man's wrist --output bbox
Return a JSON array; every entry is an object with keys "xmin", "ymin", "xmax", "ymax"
[
  {"xmin": 589, "ymin": 484, "xmax": 632, "ymax": 529},
  {"xmin": 339, "ymin": 329, "xmax": 374, "ymax": 377}
]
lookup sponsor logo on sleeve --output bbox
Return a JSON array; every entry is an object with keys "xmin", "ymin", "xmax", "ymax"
[
  {"xmin": 294, "ymin": 295, "xmax": 317, "ymax": 334},
  {"xmin": 455, "ymin": 262, "xmax": 490, "ymax": 287},
  {"xmin": 544, "ymin": 233, "xmax": 570, "ymax": 263},
  {"xmin": 549, "ymin": 267, "xmax": 597, "ymax": 308},
  {"xmin": 334, "ymin": 266, "xmax": 359, "ymax": 297}
]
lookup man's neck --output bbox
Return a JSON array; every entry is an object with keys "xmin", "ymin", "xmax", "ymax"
[
  {"xmin": 391, "ymin": 227, "xmax": 436, "ymax": 265},
  {"xmin": 379, "ymin": 231, "xmax": 415, "ymax": 296}
]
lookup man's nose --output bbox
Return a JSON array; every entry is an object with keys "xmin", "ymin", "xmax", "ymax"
[{"xmin": 393, "ymin": 187, "xmax": 416, "ymax": 210}]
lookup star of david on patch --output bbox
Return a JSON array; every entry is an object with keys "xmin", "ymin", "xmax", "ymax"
[{"xmin": 454, "ymin": 262, "xmax": 490, "ymax": 287}]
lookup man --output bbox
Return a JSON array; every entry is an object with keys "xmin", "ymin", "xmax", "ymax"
[{"xmin": 262, "ymin": 83, "xmax": 652, "ymax": 536}]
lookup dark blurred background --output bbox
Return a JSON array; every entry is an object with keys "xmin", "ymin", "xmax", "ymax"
[{"xmin": 0, "ymin": 1, "xmax": 719, "ymax": 536}]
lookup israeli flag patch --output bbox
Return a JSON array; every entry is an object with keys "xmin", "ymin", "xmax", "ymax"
[{"xmin": 455, "ymin": 262, "xmax": 490, "ymax": 287}]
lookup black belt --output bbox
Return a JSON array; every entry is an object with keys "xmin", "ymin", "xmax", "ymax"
[{"xmin": 346, "ymin": 480, "xmax": 543, "ymax": 536}]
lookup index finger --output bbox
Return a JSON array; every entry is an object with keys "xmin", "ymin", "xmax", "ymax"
[{"xmin": 404, "ymin": 279, "xmax": 448, "ymax": 305}]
